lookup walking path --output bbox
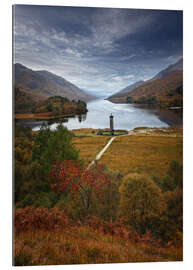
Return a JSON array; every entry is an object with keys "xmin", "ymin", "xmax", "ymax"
[{"xmin": 87, "ymin": 133, "xmax": 130, "ymax": 169}]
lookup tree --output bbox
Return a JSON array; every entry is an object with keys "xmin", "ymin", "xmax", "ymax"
[
  {"xmin": 92, "ymin": 168, "xmax": 122, "ymax": 221},
  {"xmin": 32, "ymin": 123, "xmax": 79, "ymax": 168},
  {"xmin": 127, "ymin": 96, "xmax": 133, "ymax": 103},
  {"xmin": 119, "ymin": 173, "xmax": 165, "ymax": 234},
  {"xmin": 46, "ymin": 103, "xmax": 53, "ymax": 112},
  {"xmin": 164, "ymin": 187, "xmax": 183, "ymax": 240},
  {"xmin": 154, "ymin": 186, "xmax": 183, "ymax": 244},
  {"xmin": 49, "ymin": 160, "xmax": 110, "ymax": 215},
  {"xmin": 157, "ymin": 160, "xmax": 183, "ymax": 192},
  {"xmin": 31, "ymin": 123, "xmax": 79, "ymax": 193},
  {"xmin": 14, "ymin": 125, "xmax": 34, "ymax": 203}
]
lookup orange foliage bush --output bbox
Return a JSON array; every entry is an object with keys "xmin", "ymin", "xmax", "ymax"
[
  {"xmin": 14, "ymin": 206, "xmax": 158, "ymax": 247},
  {"xmin": 14, "ymin": 206, "xmax": 70, "ymax": 232},
  {"xmin": 85, "ymin": 216, "xmax": 159, "ymax": 245},
  {"xmin": 14, "ymin": 206, "xmax": 164, "ymax": 249}
]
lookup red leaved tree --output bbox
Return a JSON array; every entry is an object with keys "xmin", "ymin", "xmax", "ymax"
[{"xmin": 49, "ymin": 160, "xmax": 110, "ymax": 212}]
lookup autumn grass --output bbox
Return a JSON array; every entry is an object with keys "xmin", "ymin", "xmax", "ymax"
[
  {"xmin": 14, "ymin": 206, "xmax": 183, "ymax": 266},
  {"xmin": 14, "ymin": 226, "xmax": 182, "ymax": 266},
  {"xmin": 71, "ymin": 126, "xmax": 183, "ymax": 177},
  {"xmin": 100, "ymin": 134, "xmax": 182, "ymax": 176},
  {"xmin": 72, "ymin": 132, "xmax": 110, "ymax": 164}
]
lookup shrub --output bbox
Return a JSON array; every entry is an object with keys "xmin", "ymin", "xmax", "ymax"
[
  {"xmin": 164, "ymin": 187, "xmax": 183, "ymax": 237},
  {"xmin": 119, "ymin": 173, "xmax": 165, "ymax": 235},
  {"xmin": 22, "ymin": 194, "xmax": 35, "ymax": 207},
  {"xmin": 156, "ymin": 161, "xmax": 183, "ymax": 192},
  {"xmin": 14, "ymin": 206, "xmax": 70, "ymax": 232},
  {"xmin": 167, "ymin": 160, "xmax": 183, "ymax": 188},
  {"xmin": 33, "ymin": 192, "xmax": 53, "ymax": 208},
  {"xmin": 14, "ymin": 250, "xmax": 33, "ymax": 266}
]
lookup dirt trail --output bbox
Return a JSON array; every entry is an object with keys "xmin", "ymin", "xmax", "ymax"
[{"xmin": 87, "ymin": 133, "xmax": 129, "ymax": 169}]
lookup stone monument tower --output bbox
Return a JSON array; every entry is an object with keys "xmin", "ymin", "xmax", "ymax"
[{"xmin": 110, "ymin": 113, "xmax": 114, "ymax": 135}]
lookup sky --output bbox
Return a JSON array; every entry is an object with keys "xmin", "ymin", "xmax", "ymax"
[{"xmin": 13, "ymin": 5, "xmax": 183, "ymax": 96}]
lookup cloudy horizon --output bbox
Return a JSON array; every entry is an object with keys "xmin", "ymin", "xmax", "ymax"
[{"xmin": 13, "ymin": 5, "xmax": 183, "ymax": 96}]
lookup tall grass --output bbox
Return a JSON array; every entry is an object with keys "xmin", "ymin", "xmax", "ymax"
[
  {"xmin": 72, "ymin": 135, "xmax": 109, "ymax": 164},
  {"xmin": 14, "ymin": 207, "xmax": 182, "ymax": 266}
]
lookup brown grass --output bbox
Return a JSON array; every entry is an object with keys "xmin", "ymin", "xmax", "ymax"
[
  {"xmin": 14, "ymin": 207, "xmax": 182, "ymax": 267},
  {"xmin": 71, "ymin": 127, "xmax": 182, "ymax": 176},
  {"xmin": 72, "ymin": 135, "xmax": 110, "ymax": 164},
  {"xmin": 99, "ymin": 134, "xmax": 182, "ymax": 176},
  {"xmin": 14, "ymin": 227, "xmax": 182, "ymax": 266}
]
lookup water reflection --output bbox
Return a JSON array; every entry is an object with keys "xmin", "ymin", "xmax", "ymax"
[
  {"xmin": 47, "ymin": 118, "xmax": 69, "ymax": 126},
  {"xmin": 132, "ymin": 104, "xmax": 183, "ymax": 126},
  {"xmin": 78, "ymin": 114, "xmax": 87, "ymax": 122},
  {"xmin": 16, "ymin": 99, "xmax": 182, "ymax": 131}
]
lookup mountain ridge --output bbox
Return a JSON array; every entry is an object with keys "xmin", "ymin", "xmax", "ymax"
[
  {"xmin": 107, "ymin": 58, "xmax": 183, "ymax": 106},
  {"xmin": 152, "ymin": 58, "xmax": 183, "ymax": 80},
  {"xmin": 108, "ymin": 80, "xmax": 144, "ymax": 99},
  {"xmin": 14, "ymin": 63, "xmax": 95, "ymax": 102}
]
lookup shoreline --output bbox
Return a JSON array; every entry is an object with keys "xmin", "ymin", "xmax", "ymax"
[
  {"xmin": 14, "ymin": 112, "xmax": 86, "ymax": 120},
  {"xmin": 71, "ymin": 125, "xmax": 183, "ymax": 134},
  {"xmin": 107, "ymin": 99, "xmax": 183, "ymax": 109}
]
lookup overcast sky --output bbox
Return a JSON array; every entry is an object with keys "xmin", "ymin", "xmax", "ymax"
[{"xmin": 13, "ymin": 5, "xmax": 183, "ymax": 96}]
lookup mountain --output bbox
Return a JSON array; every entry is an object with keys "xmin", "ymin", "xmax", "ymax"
[
  {"xmin": 127, "ymin": 70, "xmax": 183, "ymax": 107},
  {"xmin": 152, "ymin": 58, "xmax": 183, "ymax": 80},
  {"xmin": 107, "ymin": 58, "xmax": 183, "ymax": 106},
  {"xmin": 107, "ymin": 81, "xmax": 144, "ymax": 103},
  {"xmin": 14, "ymin": 63, "xmax": 95, "ymax": 102},
  {"xmin": 14, "ymin": 85, "xmax": 42, "ymax": 113}
]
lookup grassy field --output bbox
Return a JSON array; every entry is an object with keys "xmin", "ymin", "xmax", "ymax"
[
  {"xmin": 72, "ymin": 127, "xmax": 183, "ymax": 177},
  {"xmin": 72, "ymin": 129, "xmax": 110, "ymax": 165},
  {"xmin": 14, "ymin": 225, "xmax": 182, "ymax": 266},
  {"xmin": 101, "ymin": 133, "xmax": 182, "ymax": 176}
]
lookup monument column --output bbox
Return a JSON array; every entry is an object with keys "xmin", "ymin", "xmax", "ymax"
[{"xmin": 110, "ymin": 113, "xmax": 114, "ymax": 135}]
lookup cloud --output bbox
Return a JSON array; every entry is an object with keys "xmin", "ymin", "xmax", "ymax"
[{"xmin": 13, "ymin": 5, "xmax": 183, "ymax": 95}]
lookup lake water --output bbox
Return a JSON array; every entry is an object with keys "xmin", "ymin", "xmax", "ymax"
[{"xmin": 17, "ymin": 99, "xmax": 183, "ymax": 131}]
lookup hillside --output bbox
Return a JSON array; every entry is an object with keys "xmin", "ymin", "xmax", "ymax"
[
  {"xmin": 14, "ymin": 63, "xmax": 95, "ymax": 102},
  {"xmin": 14, "ymin": 207, "xmax": 182, "ymax": 266},
  {"xmin": 127, "ymin": 70, "xmax": 183, "ymax": 107},
  {"xmin": 107, "ymin": 58, "xmax": 183, "ymax": 106},
  {"xmin": 107, "ymin": 80, "xmax": 144, "ymax": 103},
  {"xmin": 15, "ymin": 87, "xmax": 88, "ymax": 118},
  {"xmin": 152, "ymin": 58, "xmax": 183, "ymax": 80},
  {"xmin": 14, "ymin": 85, "xmax": 46, "ymax": 113}
]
